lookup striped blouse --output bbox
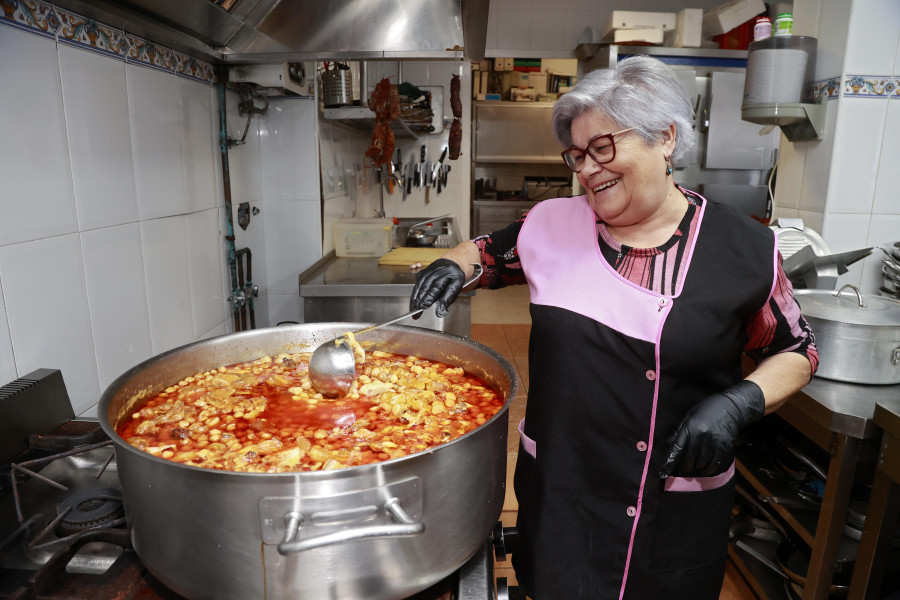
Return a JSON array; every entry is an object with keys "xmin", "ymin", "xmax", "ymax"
[{"xmin": 472, "ymin": 189, "xmax": 818, "ymax": 372}]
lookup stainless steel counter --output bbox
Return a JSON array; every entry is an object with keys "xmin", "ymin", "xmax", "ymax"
[{"xmin": 298, "ymin": 217, "xmax": 475, "ymax": 337}]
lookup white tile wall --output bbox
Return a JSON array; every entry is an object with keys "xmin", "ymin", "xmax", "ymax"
[
  {"xmin": 127, "ymin": 63, "xmax": 188, "ymax": 220},
  {"xmin": 263, "ymin": 200, "xmax": 322, "ymax": 296},
  {"xmin": 812, "ymin": 0, "xmax": 851, "ymax": 79},
  {"xmin": 0, "ymin": 27, "xmax": 78, "ymax": 246},
  {"xmin": 225, "ymin": 90, "xmax": 262, "ymax": 209},
  {"xmin": 821, "ymin": 212, "xmax": 872, "ymax": 287},
  {"xmin": 181, "ymin": 78, "xmax": 219, "ymax": 213},
  {"xmin": 872, "ymin": 99, "xmax": 900, "ymax": 215},
  {"xmin": 844, "ymin": 0, "xmax": 900, "ymax": 75},
  {"xmin": 774, "ymin": 134, "xmax": 804, "ymax": 211},
  {"xmin": 259, "ymin": 98, "xmax": 319, "ymax": 201},
  {"xmin": 58, "ymin": 45, "xmax": 139, "ymax": 231},
  {"xmin": 81, "ymin": 223, "xmax": 153, "ymax": 390},
  {"xmin": 794, "ymin": 98, "xmax": 839, "ymax": 214},
  {"xmin": 186, "ymin": 208, "xmax": 228, "ymax": 338},
  {"xmin": 0, "ymin": 235, "xmax": 100, "ymax": 416},
  {"xmin": 0, "ymin": 283, "xmax": 15, "ymax": 385},
  {"xmin": 825, "ymin": 98, "xmax": 888, "ymax": 214},
  {"xmin": 141, "ymin": 216, "xmax": 195, "ymax": 354}
]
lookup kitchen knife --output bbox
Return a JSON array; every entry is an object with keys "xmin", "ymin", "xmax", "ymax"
[
  {"xmin": 433, "ymin": 146, "xmax": 447, "ymax": 182},
  {"xmin": 418, "ymin": 145, "xmax": 425, "ymax": 189},
  {"xmin": 401, "ymin": 163, "xmax": 409, "ymax": 201}
]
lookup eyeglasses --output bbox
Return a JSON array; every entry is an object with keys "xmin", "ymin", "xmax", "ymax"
[{"xmin": 560, "ymin": 128, "xmax": 635, "ymax": 173}]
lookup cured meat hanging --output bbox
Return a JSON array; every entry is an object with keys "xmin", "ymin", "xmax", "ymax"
[
  {"xmin": 365, "ymin": 78, "xmax": 400, "ymax": 167},
  {"xmin": 449, "ymin": 74, "xmax": 462, "ymax": 159}
]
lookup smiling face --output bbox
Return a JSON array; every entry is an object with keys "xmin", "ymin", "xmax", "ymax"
[{"xmin": 570, "ymin": 110, "xmax": 677, "ymax": 229}]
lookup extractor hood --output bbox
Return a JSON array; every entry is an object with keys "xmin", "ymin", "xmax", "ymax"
[{"xmin": 52, "ymin": 0, "xmax": 490, "ymax": 63}]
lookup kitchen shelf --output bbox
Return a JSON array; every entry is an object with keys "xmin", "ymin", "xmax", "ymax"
[{"xmin": 323, "ymin": 106, "xmax": 419, "ymax": 138}]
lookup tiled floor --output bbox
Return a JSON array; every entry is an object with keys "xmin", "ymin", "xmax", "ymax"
[{"xmin": 469, "ymin": 286, "xmax": 756, "ymax": 599}]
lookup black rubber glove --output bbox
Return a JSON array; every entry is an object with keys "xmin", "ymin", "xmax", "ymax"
[
  {"xmin": 660, "ymin": 380, "xmax": 765, "ymax": 478},
  {"xmin": 409, "ymin": 258, "xmax": 466, "ymax": 319}
]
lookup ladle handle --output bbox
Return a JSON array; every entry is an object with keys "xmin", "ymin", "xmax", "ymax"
[{"xmin": 352, "ymin": 263, "xmax": 483, "ymax": 338}]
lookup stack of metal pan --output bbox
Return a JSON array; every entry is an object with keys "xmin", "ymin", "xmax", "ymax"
[{"xmin": 882, "ymin": 241, "xmax": 900, "ymax": 299}]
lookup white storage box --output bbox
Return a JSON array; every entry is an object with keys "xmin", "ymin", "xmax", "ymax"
[
  {"xmin": 333, "ymin": 218, "xmax": 394, "ymax": 257},
  {"xmin": 675, "ymin": 8, "xmax": 703, "ymax": 47},
  {"xmin": 608, "ymin": 28, "xmax": 665, "ymax": 44},
  {"xmin": 702, "ymin": 0, "xmax": 766, "ymax": 36},
  {"xmin": 603, "ymin": 11, "xmax": 675, "ymax": 40}
]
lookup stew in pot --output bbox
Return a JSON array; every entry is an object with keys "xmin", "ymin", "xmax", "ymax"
[{"xmin": 117, "ymin": 349, "xmax": 503, "ymax": 473}]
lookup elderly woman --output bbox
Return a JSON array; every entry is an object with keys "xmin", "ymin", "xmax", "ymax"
[{"xmin": 410, "ymin": 56, "xmax": 817, "ymax": 598}]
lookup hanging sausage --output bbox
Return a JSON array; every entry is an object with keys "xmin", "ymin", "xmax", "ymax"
[
  {"xmin": 365, "ymin": 78, "xmax": 400, "ymax": 167},
  {"xmin": 448, "ymin": 74, "xmax": 462, "ymax": 159}
]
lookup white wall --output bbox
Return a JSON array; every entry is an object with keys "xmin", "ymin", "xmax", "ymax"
[
  {"xmin": 773, "ymin": 0, "xmax": 900, "ymax": 294},
  {"xmin": 227, "ymin": 93, "xmax": 321, "ymax": 326},
  {"xmin": 0, "ymin": 6, "xmax": 228, "ymax": 416},
  {"xmin": 319, "ymin": 60, "xmax": 473, "ymax": 239}
]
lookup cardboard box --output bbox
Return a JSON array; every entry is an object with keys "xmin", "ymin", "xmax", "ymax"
[
  {"xmin": 702, "ymin": 0, "xmax": 765, "ymax": 36},
  {"xmin": 675, "ymin": 8, "xmax": 703, "ymax": 47},
  {"xmin": 510, "ymin": 72, "xmax": 530, "ymax": 88},
  {"xmin": 504, "ymin": 57, "xmax": 514, "ymax": 71},
  {"xmin": 510, "ymin": 87, "xmax": 536, "ymax": 102},
  {"xmin": 609, "ymin": 28, "xmax": 665, "ymax": 44},
  {"xmin": 529, "ymin": 72, "xmax": 548, "ymax": 95},
  {"xmin": 603, "ymin": 10, "xmax": 675, "ymax": 39}
]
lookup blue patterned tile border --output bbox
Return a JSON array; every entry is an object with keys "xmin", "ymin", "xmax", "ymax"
[
  {"xmin": 0, "ymin": 0, "xmax": 59, "ymax": 37},
  {"xmin": 815, "ymin": 75, "xmax": 900, "ymax": 100},
  {"xmin": 0, "ymin": 1, "xmax": 216, "ymax": 84},
  {"xmin": 56, "ymin": 6, "xmax": 127, "ymax": 59},
  {"xmin": 174, "ymin": 50, "xmax": 215, "ymax": 84},
  {"xmin": 126, "ymin": 33, "xmax": 175, "ymax": 72},
  {"xmin": 844, "ymin": 75, "xmax": 898, "ymax": 98}
]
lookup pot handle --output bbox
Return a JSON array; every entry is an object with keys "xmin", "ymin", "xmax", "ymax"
[
  {"xmin": 277, "ymin": 496, "xmax": 424, "ymax": 555},
  {"xmin": 834, "ymin": 284, "xmax": 865, "ymax": 307}
]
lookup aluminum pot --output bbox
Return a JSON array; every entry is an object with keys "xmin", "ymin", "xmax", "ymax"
[
  {"xmin": 795, "ymin": 285, "xmax": 900, "ymax": 384},
  {"xmin": 99, "ymin": 323, "xmax": 517, "ymax": 600}
]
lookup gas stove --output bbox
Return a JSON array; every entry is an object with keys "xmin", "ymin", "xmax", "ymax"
[{"xmin": 0, "ymin": 370, "xmax": 518, "ymax": 600}]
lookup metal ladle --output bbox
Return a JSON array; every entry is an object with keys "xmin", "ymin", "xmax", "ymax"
[{"xmin": 308, "ymin": 263, "xmax": 482, "ymax": 398}]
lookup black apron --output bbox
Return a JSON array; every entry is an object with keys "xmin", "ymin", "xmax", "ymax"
[{"xmin": 512, "ymin": 194, "xmax": 775, "ymax": 599}]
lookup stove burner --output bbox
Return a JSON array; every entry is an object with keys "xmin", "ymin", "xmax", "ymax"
[{"xmin": 57, "ymin": 488, "xmax": 124, "ymax": 536}]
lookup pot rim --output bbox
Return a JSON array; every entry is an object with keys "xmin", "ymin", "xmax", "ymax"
[
  {"xmin": 795, "ymin": 287, "xmax": 900, "ymax": 327},
  {"xmin": 98, "ymin": 322, "xmax": 517, "ymax": 479}
]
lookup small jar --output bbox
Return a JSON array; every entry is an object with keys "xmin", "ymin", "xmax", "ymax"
[
  {"xmin": 774, "ymin": 12, "xmax": 793, "ymax": 36},
  {"xmin": 753, "ymin": 16, "xmax": 772, "ymax": 41}
]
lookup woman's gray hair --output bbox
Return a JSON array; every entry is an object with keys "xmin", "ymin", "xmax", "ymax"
[{"xmin": 552, "ymin": 56, "xmax": 696, "ymax": 163}]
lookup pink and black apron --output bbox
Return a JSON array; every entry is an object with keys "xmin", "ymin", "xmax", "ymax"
[{"xmin": 512, "ymin": 194, "xmax": 777, "ymax": 599}]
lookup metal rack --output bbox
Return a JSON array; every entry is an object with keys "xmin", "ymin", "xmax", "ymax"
[{"xmin": 731, "ymin": 370, "xmax": 900, "ymax": 600}]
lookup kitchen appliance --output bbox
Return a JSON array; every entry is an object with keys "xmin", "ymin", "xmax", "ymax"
[
  {"xmin": 794, "ymin": 285, "xmax": 900, "ymax": 384},
  {"xmin": 1, "ymin": 356, "xmax": 519, "ymax": 600},
  {"xmin": 96, "ymin": 323, "xmax": 517, "ymax": 600},
  {"xmin": 771, "ymin": 218, "xmax": 871, "ymax": 290}
]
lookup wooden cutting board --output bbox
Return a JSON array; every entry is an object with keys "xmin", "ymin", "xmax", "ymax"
[{"xmin": 378, "ymin": 247, "xmax": 449, "ymax": 266}]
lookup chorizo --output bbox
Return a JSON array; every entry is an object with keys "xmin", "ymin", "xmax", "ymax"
[
  {"xmin": 448, "ymin": 118, "xmax": 462, "ymax": 159},
  {"xmin": 450, "ymin": 74, "xmax": 462, "ymax": 119}
]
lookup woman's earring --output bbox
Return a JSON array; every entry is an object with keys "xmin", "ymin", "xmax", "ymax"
[{"xmin": 665, "ymin": 156, "xmax": 673, "ymax": 176}]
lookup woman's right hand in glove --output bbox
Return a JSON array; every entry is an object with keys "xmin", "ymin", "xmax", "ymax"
[{"xmin": 409, "ymin": 258, "xmax": 466, "ymax": 318}]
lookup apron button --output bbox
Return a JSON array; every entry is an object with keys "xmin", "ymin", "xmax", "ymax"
[
  {"xmin": 626, "ymin": 506, "xmax": 637, "ymax": 517},
  {"xmin": 636, "ymin": 441, "xmax": 648, "ymax": 452},
  {"xmin": 657, "ymin": 298, "xmax": 668, "ymax": 306},
  {"xmin": 645, "ymin": 370, "xmax": 656, "ymax": 381}
]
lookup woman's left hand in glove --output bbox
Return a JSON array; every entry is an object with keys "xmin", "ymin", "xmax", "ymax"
[{"xmin": 660, "ymin": 380, "xmax": 765, "ymax": 478}]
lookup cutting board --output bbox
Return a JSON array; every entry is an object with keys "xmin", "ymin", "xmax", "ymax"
[{"xmin": 378, "ymin": 247, "xmax": 449, "ymax": 266}]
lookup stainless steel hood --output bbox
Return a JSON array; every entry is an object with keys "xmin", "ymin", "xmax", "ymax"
[{"xmin": 53, "ymin": 0, "xmax": 490, "ymax": 63}]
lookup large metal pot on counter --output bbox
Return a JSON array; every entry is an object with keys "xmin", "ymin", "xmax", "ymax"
[
  {"xmin": 795, "ymin": 285, "xmax": 900, "ymax": 384},
  {"xmin": 99, "ymin": 323, "xmax": 517, "ymax": 600}
]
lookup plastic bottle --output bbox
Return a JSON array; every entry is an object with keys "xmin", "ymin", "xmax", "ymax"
[
  {"xmin": 774, "ymin": 13, "xmax": 793, "ymax": 36},
  {"xmin": 753, "ymin": 17, "xmax": 772, "ymax": 41}
]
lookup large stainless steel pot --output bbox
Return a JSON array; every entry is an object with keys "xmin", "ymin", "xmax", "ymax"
[
  {"xmin": 99, "ymin": 323, "xmax": 517, "ymax": 600},
  {"xmin": 795, "ymin": 285, "xmax": 900, "ymax": 384}
]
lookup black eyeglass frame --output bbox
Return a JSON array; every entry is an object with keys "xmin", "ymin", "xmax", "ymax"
[{"xmin": 560, "ymin": 127, "xmax": 635, "ymax": 172}]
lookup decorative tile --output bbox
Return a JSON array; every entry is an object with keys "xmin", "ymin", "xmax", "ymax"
[
  {"xmin": 0, "ymin": 0, "xmax": 59, "ymax": 37},
  {"xmin": 55, "ymin": 7, "xmax": 127, "ymax": 59},
  {"xmin": 844, "ymin": 75, "xmax": 898, "ymax": 98},
  {"xmin": 173, "ymin": 50, "xmax": 214, "ymax": 84},
  {"xmin": 125, "ymin": 32, "xmax": 174, "ymax": 72},
  {"xmin": 813, "ymin": 77, "xmax": 841, "ymax": 100}
]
